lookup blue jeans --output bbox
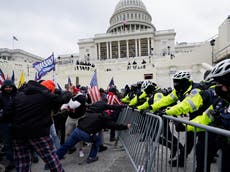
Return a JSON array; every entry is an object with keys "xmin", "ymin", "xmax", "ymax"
[
  {"xmin": 50, "ymin": 124, "xmax": 61, "ymax": 149},
  {"xmin": 56, "ymin": 128, "xmax": 100, "ymax": 159}
]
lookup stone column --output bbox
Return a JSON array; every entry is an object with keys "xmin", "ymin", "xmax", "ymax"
[
  {"xmin": 147, "ymin": 38, "xmax": 150, "ymax": 55},
  {"xmin": 135, "ymin": 39, "xmax": 138, "ymax": 57},
  {"xmin": 118, "ymin": 41, "xmax": 121, "ymax": 58},
  {"xmin": 98, "ymin": 43, "xmax": 101, "ymax": 60},
  {"xmin": 96, "ymin": 44, "xmax": 99, "ymax": 60},
  {"xmin": 126, "ymin": 40, "xmax": 129, "ymax": 58},
  {"xmin": 106, "ymin": 42, "xmax": 109, "ymax": 60},
  {"xmin": 139, "ymin": 38, "xmax": 141, "ymax": 57},
  {"xmin": 151, "ymin": 38, "xmax": 154, "ymax": 55},
  {"xmin": 109, "ymin": 42, "xmax": 112, "ymax": 59}
]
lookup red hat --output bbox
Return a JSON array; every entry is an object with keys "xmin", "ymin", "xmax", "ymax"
[
  {"xmin": 41, "ymin": 80, "xmax": 56, "ymax": 93},
  {"xmin": 72, "ymin": 86, "xmax": 80, "ymax": 94}
]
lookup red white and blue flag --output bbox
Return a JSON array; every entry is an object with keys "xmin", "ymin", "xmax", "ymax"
[
  {"xmin": 88, "ymin": 71, "xmax": 101, "ymax": 103},
  {"xmin": 0, "ymin": 69, "xmax": 5, "ymax": 86},
  {"xmin": 107, "ymin": 77, "xmax": 114, "ymax": 90},
  {"xmin": 12, "ymin": 36, "xmax": 18, "ymax": 41},
  {"xmin": 107, "ymin": 92, "xmax": 122, "ymax": 105}
]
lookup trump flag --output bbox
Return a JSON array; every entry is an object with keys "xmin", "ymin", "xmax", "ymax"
[{"xmin": 33, "ymin": 53, "xmax": 55, "ymax": 80}]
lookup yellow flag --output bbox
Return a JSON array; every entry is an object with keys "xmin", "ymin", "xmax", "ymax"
[{"xmin": 18, "ymin": 72, "xmax": 25, "ymax": 88}]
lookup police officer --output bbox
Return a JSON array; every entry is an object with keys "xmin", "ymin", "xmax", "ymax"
[
  {"xmin": 185, "ymin": 59, "xmax": 230, "ymax": 172},
  {"xmin": 129, "ymin": 80, "xmax": 156, "ymax": 108},
  {"xmin": 165, "ymin": 79, "xmax": 216, "ymax": 166},
  {"xmin": 150, "ymin": 71, "xmax": 201, "ymax": 159}
]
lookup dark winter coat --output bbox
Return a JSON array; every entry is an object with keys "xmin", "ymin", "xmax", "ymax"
[
  {"xmin": 0, "ymin": 79, "xmax": 17, "ymax": 123},
  {"xmin": 77, "ymin": 101, "xmax": 127, "ymax": 135},
  {"xmin": 10, "ymin": 80, "xmax": 72, "ymax": 139}
]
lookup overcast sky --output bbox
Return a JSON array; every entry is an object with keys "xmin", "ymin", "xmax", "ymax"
[{"xmin": 0, "ymin": 0, "xmax": 229, "ymax": 58}]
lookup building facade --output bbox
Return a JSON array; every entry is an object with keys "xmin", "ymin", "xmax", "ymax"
[{"xmin": 78, "ymin": 0, "xmax": 176, "ymax": 63}]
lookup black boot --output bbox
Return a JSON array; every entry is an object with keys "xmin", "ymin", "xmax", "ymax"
[
  {"xmin": 99, "ymin": 145, "xmax": 107, "ymax": 152},
  {"xmin": 68, "ymin": 147, "xmax": 76, "ymax": 154}
]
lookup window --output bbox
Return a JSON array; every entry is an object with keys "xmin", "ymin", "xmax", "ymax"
[{"xmin": 144, "ymin": 74, "xmax": 153, "ymax": 80}]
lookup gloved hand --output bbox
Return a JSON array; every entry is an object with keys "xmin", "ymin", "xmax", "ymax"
[
  {"xmin": 148, "ymin": 97, "xmax": 154, "ymax": 105},
  {"xmin": 140, "ymin": 109, "xmax": 149, "ymax": 116},
  {"xmin": 129, "ymin": 106, "xmax": 135, "ymax": 112},
  {"xmin": 155, "ymin": 110, "xmax": 164, "ymax": 117},
  {"xmin": 175, "ymin": 122, "xmax": 185, "ymax": 132}
]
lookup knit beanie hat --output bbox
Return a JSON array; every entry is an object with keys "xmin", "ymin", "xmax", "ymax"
[{"xmin": 41, "ymin": 80, "xmax": 56, "ymax": 93}]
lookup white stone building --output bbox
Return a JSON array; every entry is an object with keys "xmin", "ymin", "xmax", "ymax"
[{"xmin": 78, "ymin": 0, "xmax": 176, "ymax": 62}]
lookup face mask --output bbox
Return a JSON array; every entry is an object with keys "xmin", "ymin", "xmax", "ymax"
[
  {"xmin": 173, "ymin": 79, "xmax": 190, "ymax": 93},
  {"xmin": 215, "ymin": 85, "xmax": 230, "ymax": 102}
]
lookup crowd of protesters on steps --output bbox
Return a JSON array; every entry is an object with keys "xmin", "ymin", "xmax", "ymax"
[{"xmin": 0, "ymin": 59, "xmax": 229, "ymax": 172}]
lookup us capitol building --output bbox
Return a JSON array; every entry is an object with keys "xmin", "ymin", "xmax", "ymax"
[{"xmin": 0, "ymin": 0, "xmax": 229, "ymax": 89}]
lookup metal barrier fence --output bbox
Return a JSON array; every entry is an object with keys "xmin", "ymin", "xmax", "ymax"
[
  {"xmin": 158, "ymin": 115, "xmax": 230, "ymax": 172},
  {"xmin": 116, "ymin": 108, "xmax": 163, "ymax": 172},
  {"xmin": 117, "ymin": 109, "xmax": 230, "ymax": 172}
]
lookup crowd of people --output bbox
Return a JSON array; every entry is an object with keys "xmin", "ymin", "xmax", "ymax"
[
  {"xmin": 0, "ymin": 59, "xmax": 229, "ymax": 172},
  {"xmin": 0, "ymin": 76, "xmax": 130, "ymax": 171}
]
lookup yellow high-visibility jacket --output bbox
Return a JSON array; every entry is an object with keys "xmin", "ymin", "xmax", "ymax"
[
  {"xmin": 166, "ymin": 88, "xmax": 202, "ymax": 116},
  {"xmin": 150, "ymin": 83, "xmax": 194, "ymax": 112},
  {"xmin": 137, "ymin": 92, "xmax": 164, "ymax": 111}
]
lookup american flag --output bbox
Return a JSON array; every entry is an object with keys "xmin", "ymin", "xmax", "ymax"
[
  {"xmin": 107, "ymin": 77, "xmax": 114, "ymax": 90},
  {"xmin": 13, "ymin": 36, "xmax": 18, "ymax": 41},
  {"xmin": 0, "ymin": 69, "xmax": 5, "ymax": 86},
  {"xmin": 107, "ymin": 91, "xmax": 122, "ymax": 105},
  {"xmin": 122, "ymin": 16, "xmax": 128, "ymax": 25},
  {"xmin": 88, "ymin": 71, "xmax": 101, "ymax": 103}
]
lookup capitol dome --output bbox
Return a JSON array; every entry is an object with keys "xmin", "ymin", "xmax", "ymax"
[{"xmin": 107, "ymin": 0, "xmax": 155, "ymax": 33}]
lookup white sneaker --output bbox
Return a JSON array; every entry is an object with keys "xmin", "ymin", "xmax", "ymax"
[{"xmin": 79, "ymin": 150, "xmax": 84, "ymax": 157}]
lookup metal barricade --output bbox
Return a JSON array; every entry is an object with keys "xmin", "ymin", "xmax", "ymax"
[
  {"xmin": 116, "ymin": 108, "xmax": 163, "ymax": 172},
  {"xmin": 154, "ymin": 115, "xmax": 230, "ymax": 172},
  {"xmin": 117, "ymin": 109, "xmax": 230, "ymax": 172}
]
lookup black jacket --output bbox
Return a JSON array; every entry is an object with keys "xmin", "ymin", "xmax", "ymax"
[
  {"xmin": 0, "ymin": 80, "xmax": 17, "ymax": 123},
  {"xmin": 11, "ymin": 80, "xmax": 72, "ymax": 139},
  {"xmin": 78, "ymin": 101, "xmax": 128, "ymax": 134}
]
